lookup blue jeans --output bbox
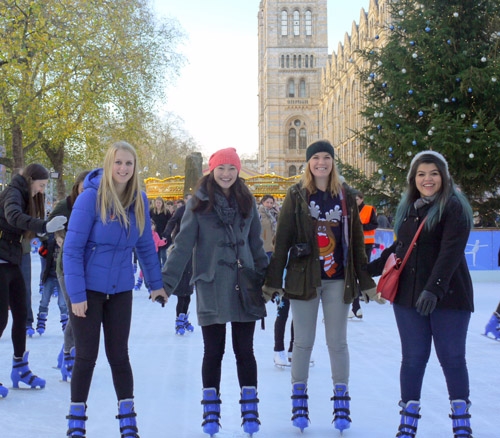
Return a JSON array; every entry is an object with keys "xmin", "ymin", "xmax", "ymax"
[
  {"xmin": 38, "ymin": 275, "xmax": 68, "ymax": 316},
  {"xmin": 393, "ymin": 304, "xmax": 471, "ymax": 403}
]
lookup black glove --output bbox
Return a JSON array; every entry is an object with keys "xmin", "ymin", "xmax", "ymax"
[{"xmin": 415, "ymin": 290, "xmax": 437, "ymax": 316}]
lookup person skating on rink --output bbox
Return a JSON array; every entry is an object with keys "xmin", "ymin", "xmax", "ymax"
[
  {"xmin": 162, "ymin": 148, "xmax": 268, "ymax": 436},
  {"xmin": 63, "ymin": 141, "xmax": 167, "ymax": 437},
  {"xmin": 368, "ymin": 150, "xmax": 475, "ymax": 438},
  {"xmin": 0, "ymin": 163, "xmax": 67, "ymax": 398}
]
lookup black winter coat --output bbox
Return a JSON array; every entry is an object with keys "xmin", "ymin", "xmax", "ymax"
[
  {"xmin": 368, "ymin": 196, "xmax": 473, "ymax": 311},
  {"xmin": 0, "ymin": 174, "xmax": 47, "ymax": 265}
]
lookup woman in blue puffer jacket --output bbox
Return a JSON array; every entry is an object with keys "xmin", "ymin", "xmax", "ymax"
[{"xmin": 63, "ymin": 141, "xmax": 167, "ymax": 438}]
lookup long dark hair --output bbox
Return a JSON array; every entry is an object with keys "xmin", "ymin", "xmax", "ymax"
[
  {"xmin": 191, "ymin": 173, "xmax": 254, "ymax": 218},
  {"xmin": 22, "ymin": 163, "xmax": 48, "ymax": 238},
  {"xmin": 68, "ymin": 170, "xmax": 90, "ymax": 209},
  {"xmin": 394, "ymin": 153, "xmax": 473, "ymax": 233}
]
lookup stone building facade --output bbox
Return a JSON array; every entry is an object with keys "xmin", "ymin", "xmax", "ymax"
[{"xmin": 258, "ymin": 0, "xmax": 391, "ymax": 177}]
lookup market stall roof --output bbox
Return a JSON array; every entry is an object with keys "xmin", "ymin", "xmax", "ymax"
[{"xmin": 144, "ymin": 169, "xmax": 301, "ymax": 200}]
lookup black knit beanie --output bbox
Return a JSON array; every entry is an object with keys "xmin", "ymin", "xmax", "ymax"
[
  {"xmin": 24, "ymin": 163, "xmax": 50, "ymax": 181},
  {"xmin": 306, "ymin": 140, "xmax": 335, "ymax": 161}
]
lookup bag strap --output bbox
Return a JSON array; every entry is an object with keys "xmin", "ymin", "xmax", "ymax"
[{"xmin": 399, "ymin": 216, "xmax": 428, "ymax": 270}]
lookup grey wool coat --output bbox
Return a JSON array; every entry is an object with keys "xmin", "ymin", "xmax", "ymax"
[{"xmin": 161, "ymin": 189, "xmax": 268, "ymax": 326}]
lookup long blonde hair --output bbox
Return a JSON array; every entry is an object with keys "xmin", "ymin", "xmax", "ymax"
[
  {"xmin": 98, "ymin": 141, "xmax": 146, "ymax": 235},
  {"xmin": 301, "ymin": 158, "xmax": 343, "ymax": 197}
]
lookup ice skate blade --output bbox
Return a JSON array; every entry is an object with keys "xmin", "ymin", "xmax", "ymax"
[{"xmin": 482, "ymin": 333, "xmax": 500, "ymax": 341}]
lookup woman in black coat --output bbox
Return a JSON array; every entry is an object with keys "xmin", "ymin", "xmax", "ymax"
[
  {"xmin": 368, "ymin": 151, "xmax": 474, "ymax": 438},
  {"xmin": 0, "ymin": 164, "xmax": 66, "ymax": 397}
]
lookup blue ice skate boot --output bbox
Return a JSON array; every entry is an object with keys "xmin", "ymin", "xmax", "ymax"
[
  {"xmin": 175, "ymin": 314, "xmax": 186, "ymax": 335},
  {"xmin": 397, "ymin": 400, "xmax": 421, "ymax": 438},
  {"xmin": 116, "ymin": 398, "xmax": 139, "ymax": 437},
  {"xmin": 0, "ymin": 383, "xmax": 8, "ymax": 398},
  {"xmin": 11, "ymin": 351, "xmax": 46, "ymax": 389},
  {"xmin": 484, "ymin": 312, "xmax": 500, "ymax": 340},
  {"xmin": 62, "ymin": 347, "xmax": 76, "ymax": 382},
  {"xmin": 36, "ymin": 312, "xmax": 47, "ymax": 335},
  {"xmin": 201, "ymin": 387, "xmax": 221, "ymax": 436},
  {"xmin": 184, "ymin": 312, "xmax": 194, "ymax": 332},
  {"xmin": 57, "ymin": 344, "xmax": 64, "ymax": 369},
  {"xmin": 291, "ymin": 382, "xmax": 309, "ymax": 431},
  {"xmin": 240, "ymin": 386, "xmax": 260, "ymax": 435},
  {"xmin": 450, "ymin": 399, "xmax": 473, "ymax": 438},
  {"xmin": 26, "ymin": 324, "xmax": 35, "ymax": 337},
  {"xmin": 332, "ymin": 383, "xmax": 351, "ymax": 432},
  {"xmin": 66, "ymin": 402, "xmax": 87, "ymax": 437}
]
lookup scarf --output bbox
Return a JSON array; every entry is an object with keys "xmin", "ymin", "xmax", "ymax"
[
  {"xmin": 214, "ymin": 191, "xmax": 237, "ymax": 226},
  {"xmin": 414, "ymin": 194, "xmax": 437, "ymax": 210}
]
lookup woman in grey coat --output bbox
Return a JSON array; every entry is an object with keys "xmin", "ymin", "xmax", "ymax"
[{"xmin": 162, "ymin": 147, "xmax": 268, "ymax": 437}]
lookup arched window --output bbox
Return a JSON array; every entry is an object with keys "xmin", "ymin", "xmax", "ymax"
[
  {"xmin": 305, "ymin": 11, "xmax": 312, "ymax": 36},
  {"xmin": 298, "ymin": 55, "xmax": 302, "ymax": 68},
  {"xmin": 299, "ymin": 128, "xmax": 307, "ymax": 149},
  {"xmin": 289, "ymin": 165, "xmax": 297, "ymax": 177},
  {"xmin": 305, "ymin": 55, "xmax": 309, "ymax": 68},
  {"xmin": 293, "ymin": 10, "xmax": 300, "ymax": 36},
  {"xmin": 281, "ymin": 55, "xmax": 284, "ymax": 68},
  {"xmin": 299, "ymin": 79, "xmax": 306, "ymax": 97},
  {"xmin": 288, "ymin": 128, "xmax": 296, "ymax": 149},
  {"xmin": 281, "ymin": 11, "xmax": 288, "ymax": 36},
  {"xmin": 310, "ymin": 55, "xmax": 314, "ymax": 68},
  {"xmin": 288, "ymin": 79, "xmax": 295, "ymax": 97},
  {"xmin": 286, "ymin": 55, "xmax": 290, "ymax": 68}
]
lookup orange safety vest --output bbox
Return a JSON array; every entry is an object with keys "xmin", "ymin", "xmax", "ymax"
[{"xmin": 359, "ymin": 205, "xmax": 376, "ymax": 245}]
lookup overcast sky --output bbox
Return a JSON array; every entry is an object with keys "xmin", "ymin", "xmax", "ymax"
[{"xmin": 154, "ymin": 0, "xmax": 371, "ymax": 159}]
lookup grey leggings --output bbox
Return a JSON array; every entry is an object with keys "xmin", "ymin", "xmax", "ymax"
[
  {"xmin": 58, "ymin": 274, "xmax": 75, "ymax": 353},
  {"xmin": 290, "ymin": 279, "xmax": 349, "ymax": 386}
]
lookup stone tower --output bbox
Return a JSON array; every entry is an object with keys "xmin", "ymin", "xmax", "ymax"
[{"xmin": 258, "ymin": 0, "xmax": 328, "ymax": 177}]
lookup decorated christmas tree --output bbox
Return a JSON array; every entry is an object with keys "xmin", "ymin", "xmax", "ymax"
[{"xmin": 355, "ymin": 0, "xmax": 500, "ymax": 224}]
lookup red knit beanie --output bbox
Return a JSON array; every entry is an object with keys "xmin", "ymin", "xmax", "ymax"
[{"xmin": 208, "ymin": 147, "xmax": 241, "ymax": 173}]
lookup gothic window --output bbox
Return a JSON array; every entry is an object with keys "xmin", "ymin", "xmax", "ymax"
[
  {"xmin": 305, "ymin": 55, "xmax": 309, "ymax": 68},
  {"xmin": 299, "ymin": 79, "xmax": 306, "ymax": 97},
  {"xmin": 288, "ymin": 128, "xmax": 296, "ymax": 149},
  {"xmin": 298, "ymin": 55, "xmax": 302, "ymax": 68},
  {"xmin": 281, "ymin": 55, "xmax": 284, "ymax": 68},
  {"xmin": 310, "ymin": 55, "xmax": 314, "ymax": 68},
  {"xmin": 288, "ymin": 79, "xmax": 295, "ymax": 97},
  {"xmin": 305, "ymin": 10, "xmax": 312, "ymax": 36},
  {"xmin": 286, "ymin": 55, "xmax": 290, "ymax": 68},
  {"xmin": 293, "ymin": 55, "xmax": 297, "ymax": 68},
  {"xmin": 281, "ymin": 11, "xmax": 288, "ymax": 36},
  {"xmin": 289, "ymin": 165, "xmax": 297, "ymax": 177},
  {"xmin": 293, "ymin": 10, "xmax": 300, "ymax": 36},
  {"xmin": 299, "ymin": 128, "xmax": 307, "ymax": 149}
]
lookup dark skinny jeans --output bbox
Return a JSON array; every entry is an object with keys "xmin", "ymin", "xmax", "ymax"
[
  {"xmin": 393, "ymin": 303, "xmax": 471, "ymax": 403},
  {"xmin": 70, "ymin": 290, "xmax": 134, "ymax": 403},
  {"xmin": 201, "ymin": 321, "xmax": 257, "ymax": 393}
]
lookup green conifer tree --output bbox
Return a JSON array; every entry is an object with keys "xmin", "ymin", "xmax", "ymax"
[{"xmin": 356, "ymin": 0, "xmax": 500, "ymax": 224}]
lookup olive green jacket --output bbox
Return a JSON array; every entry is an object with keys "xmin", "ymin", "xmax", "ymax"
[{"xmin": 265, "ymin": 182, "xmax": 375, "ymax": 303}]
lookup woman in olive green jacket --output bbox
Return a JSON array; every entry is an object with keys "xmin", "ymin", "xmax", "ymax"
[{"xmin": 263, "ymin": 140, "xmax": 384, "ymax": 434}]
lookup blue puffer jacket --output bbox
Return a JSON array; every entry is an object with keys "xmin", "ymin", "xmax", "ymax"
[{"xmin": 63, "ymin": 169, "xmax": 162, "ymax": 304}]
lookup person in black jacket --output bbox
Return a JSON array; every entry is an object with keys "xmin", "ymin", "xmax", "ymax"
[
  {"xmin": 150, "ymin": 197, "xmax": 171, "ymax": 267},
  {"xmin": 163, "ymin": 193, "xmax": 194, "ymax": 334},
  {"xmin": 0, "ymin": 164, "xmax": 67, "ymax": 398},
  {"xmin": 368, "ymin": 151, "xmax": 474, "ymax": 438}
]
